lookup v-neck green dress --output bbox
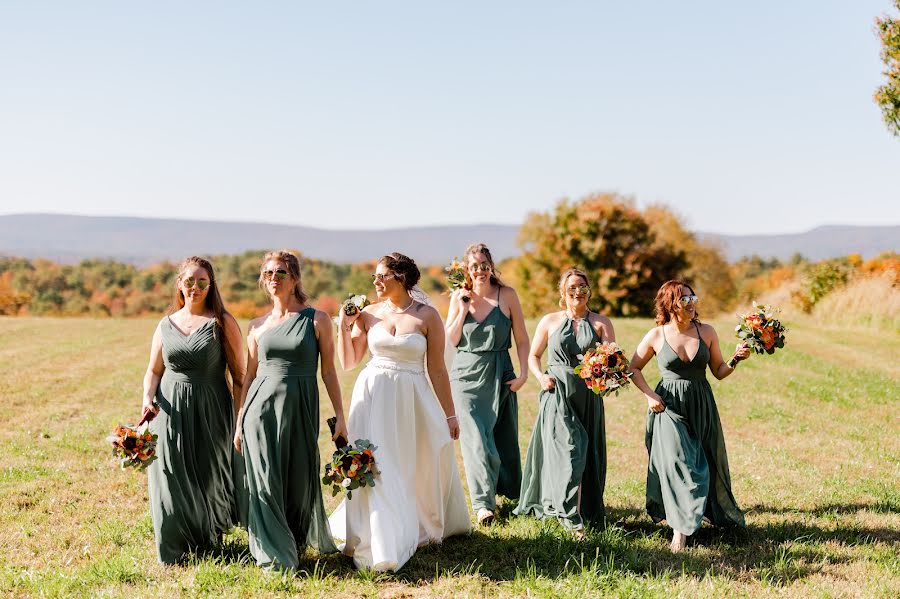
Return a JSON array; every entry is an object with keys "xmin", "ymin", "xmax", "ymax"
[
  {"xmin": 148, "ymin": 317, "xmax": 237, "ymax": 564},
  {"xmin": 450, "ymin": 301, "xmax": 521, "ymax": 512},
  {"xmin": 514, "ymin": 315, "xmax": 607, "ymax": 529},
  {"xmin": 645, "ymin": 324, "xmax": 746, "ymax": 535},
  {"xmin": 240, "ymin": 308, "xmax": 337, "ymax": 570}
]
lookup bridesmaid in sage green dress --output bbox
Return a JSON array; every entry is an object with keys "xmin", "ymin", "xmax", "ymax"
[
  {"xmin": 446, "ymin": 244, "xmax": 530, "ymax": 525},
  {"xmin": 234, "ymin": 250, "xmax": 348, "ymax": 571},
  {"xmin": 141, "ymin": 256, "xmax": 245, "ymax": 564},
  {"xmin": 629, "ymin": 280, "xmax": 750, "ymax": 552},
  {"xmin": 514, "ymin": 268, "xmax": 615, "ymax": 538}
]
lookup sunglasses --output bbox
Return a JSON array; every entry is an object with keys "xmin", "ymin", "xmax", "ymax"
[
  {"xmin": 182, "ymin": 277, "xmax": 210, "ymax": 290},
  {"xmin": 371, "ymin": 273, "xmax": 396, "ymax": 283},
  {"xmin": 468, "ymin": 262, "xmax": 492, "ymax": 273},
  {"xmin": 263, "ymin": 269, "xmax": 289, "ymax": 281},
  {"xmin": 678, "ymin": 295, "xmax": 699, "ymax": 306},
  {"xmin": 566, "ymin": 285, "xmax": 590, "ymax": 297}
]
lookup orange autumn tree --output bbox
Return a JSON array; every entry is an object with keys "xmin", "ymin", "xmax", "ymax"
[
  {"xmin": 515, "ymin": 193, "xmax": 687, "ymax": 317},
  {"xmin": 643, "ymin": 204, "xmax": 736, "ymax": 316}
]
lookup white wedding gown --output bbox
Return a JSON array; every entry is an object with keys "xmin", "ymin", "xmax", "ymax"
[{"xmin": 328, "ymin": 326, "xmax": 471, "ymax": 571}]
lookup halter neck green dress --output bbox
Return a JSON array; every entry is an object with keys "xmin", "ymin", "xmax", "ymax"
[
  {"xmin": 645, "ymin": 324, "xmax": 745, "ymax": 535},
  {"xmin": 450, "ymin": 293, "xmax": 521, "ymax": 513},
  {"xmin": 514, "ymin": 315, "xmax": 607, "ymax": 530},
  {"xmin": 148, "ymin": 317, "xmax": 237, "ymax": 564},
  {"xmin": 240, "ymin": 308, "xmax": 337, "ymax": 570}
]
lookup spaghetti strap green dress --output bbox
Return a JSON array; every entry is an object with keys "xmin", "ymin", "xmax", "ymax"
[
  {"xmin": 148, "ymin": 317, "xmax": 237, "ymax": 564},
  {"xmin": 514, "ymin": 315, "xmax": 607, "ymax": 530},
  {"xmin": 450, "ymin": 293, "xmax": 521, "ymax": 513},
  {"xmin": 645, "ymin": 324, "xmax": 746, "ymax": 535},
  {"xmin": 240, "ymin": 308, "xmax": 337, "ymax": 570}
]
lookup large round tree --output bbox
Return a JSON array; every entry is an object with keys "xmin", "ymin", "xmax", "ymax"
[{"xmin": 515, "ymin": 193, "xmax": 687, "ymax": 317}]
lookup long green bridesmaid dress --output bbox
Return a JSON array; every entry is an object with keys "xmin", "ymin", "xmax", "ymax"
[
  {"xmin": 645, "ymin": 323, "xmax": 745, "ymax": 535},
  {"xmin": 514, "ymin": 315, "xmax": 607, "ymax": 530},
  {"xmin": 240, "ymin": 308, "xmax": 337, "ymax": 570},
  {"xmin": 148, "ymin": 317, "xmax": 237, "ymax": 564},
  {"xmin": 450, "ymin": 291, "xmax": 521, "ymax": 513}
]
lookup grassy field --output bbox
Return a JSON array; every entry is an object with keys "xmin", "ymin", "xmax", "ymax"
[{"xmin": 0, "ymin": 315, "xmax": 898, "ymax": 598}]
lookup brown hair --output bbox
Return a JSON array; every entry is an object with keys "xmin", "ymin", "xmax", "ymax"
[
  {"xmin": 654, "ymin": 279, "xmax": 700, "ymax": 325},
  {"xmin": 258, "ymin": 250, "xmax": 309, "ymax": 304},
  {"xmin": 557, "ymin": 267, "xmax": 591, "ymax": 308},
  {"xmin": 169, "ymin": 256, "xmax": 238, "ymax": 373},
  {"xmin": 463, "ymin": 243, "xmax": 505, "ymax": 289},
  {"xmin": 378, "ymin": 252, "xmax": 421, "ymax": 292}
]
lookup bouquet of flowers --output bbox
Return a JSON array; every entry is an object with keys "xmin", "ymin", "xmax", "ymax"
[
  {"xmin": 341, "ymin": 293, "xmax": 370, "ymax": 316},
  {"xmin": 108, "ymin": 414, "xmax": 158, "ymax": 471},
  {"xmin": 574, "ymin": 342, "xmax": 634, "ymax": 396},
  {"xmin": 445, "ymin": 258, "xmax": 470, "ymax": 303},
  {"xmin": 322, "ymin": 417, "xmax": 378, "ymax": 499},
  {"xmin": 736, "ymin": 304, "xmax": 787, "ymax": 354}
]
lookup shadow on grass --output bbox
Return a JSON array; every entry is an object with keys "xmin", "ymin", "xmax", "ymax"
[{"xmin": 199, "ymin": 501, "xmax": 897, "ymax": 587}]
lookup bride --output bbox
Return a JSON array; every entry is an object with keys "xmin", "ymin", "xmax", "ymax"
[{"xmin": 329, "ymin": 252, "xmax": 470, "ymax": 571}]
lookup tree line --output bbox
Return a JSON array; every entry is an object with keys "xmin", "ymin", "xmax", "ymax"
[{"xmin": 1, "ymin": 195, "xmax": 895, "ymax": 319}]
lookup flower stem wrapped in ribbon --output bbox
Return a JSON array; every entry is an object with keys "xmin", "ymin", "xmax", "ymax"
[
  {"xmin": 322, "ymin": 417, "xmax": 378, "ymax": 499},
  {"xmin": 107, "ymin": 409, "xmax": 158, "ymax": 471},
  {"xmin": 574, "ymin": 341, "xmax": 634, "ymax": 396},
  {"xmin": 736, "ymin": 303, "xmax": 787, "ymax": 354},
  {"xmin": 445, "ymin": 258, "xmax": 471, "ymax": 303}
]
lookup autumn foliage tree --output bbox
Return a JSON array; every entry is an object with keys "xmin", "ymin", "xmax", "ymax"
[
  {"xmin": 515, "ymin": 194, "xmax": 688, "ymax": 317},
  {"xmin": 876, "ymin": 1, "xmax": 900, "ymax": 136},
  {"xmin": 643, "ymin": 204, "xmax": 736, "ymax": 316}
]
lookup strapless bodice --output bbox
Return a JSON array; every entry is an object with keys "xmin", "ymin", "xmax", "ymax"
[{"xmin": 366, "ymin": 326, "xmax": 428, "ymax": 373}]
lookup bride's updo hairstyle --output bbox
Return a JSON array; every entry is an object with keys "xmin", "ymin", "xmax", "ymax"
[{"xmin": 379, "ymin": 252, "xmax": 421, "ymax": 293}]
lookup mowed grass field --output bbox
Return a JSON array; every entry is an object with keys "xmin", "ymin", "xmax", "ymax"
[{"xmin": 0, "ymin": 315, "xmax": 898, "ymax": 598}]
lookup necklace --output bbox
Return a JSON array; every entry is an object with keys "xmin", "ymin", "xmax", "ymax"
[{"xmin": 383, "ymin": 298, "xmax": 415, "ymax": 314}]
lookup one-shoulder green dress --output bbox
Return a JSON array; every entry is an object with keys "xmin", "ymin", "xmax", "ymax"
[
  {"xmin": 450, "ymin": 296, "xmax": 521, "ymax": 513},
  {"xmin": 645, "ymin": 324, "xmax": 745, "ymax": 535},
  {"xmin": 514, "ymin": 315, "xmax": 607, "ymax": 530},
  {"xmin": 148, "ymin": 317, "xmax": 237, "ymax": 564},
  {"xmin": 240, "ymin": 308, "xmax": 337, "ymax": 570}
]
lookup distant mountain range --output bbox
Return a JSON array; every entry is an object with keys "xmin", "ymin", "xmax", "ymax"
[{"xmin": 0, "ymin": 214, "xmax": 896, "ymax": 265}]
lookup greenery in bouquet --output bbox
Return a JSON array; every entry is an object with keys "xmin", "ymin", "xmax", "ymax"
[{"xmin": 108, "ymin": 424, "xmax": 158, "ymax": 471}]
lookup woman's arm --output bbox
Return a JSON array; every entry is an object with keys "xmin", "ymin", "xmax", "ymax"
[
  {"xmin": 233, "ymin": 320, "xmax": 261, "ymax": 453},
  {"xmin": 423, "ymin": 306, "xmax": 459, "ymax": 440},
  {"xmin": 629, "ymin": 328, "xmax": 666, "ymax": 413},
  {"xmin": 222, "ymin": 313, "xmax": 246, "ymax": 417},
  {"xmin": 705, "ymin": 325, "xmax": 750, "ymax": 380},
  {"xmin": 336, "ymin": 306, "xmax": 370, "ymax": 370},
  {"xmin": 594, "ymin": 313, "xmax": 616, "ymax": 343},
  {"xmin": 528, "ymin": 315, "xmax": 555, "ymax": 391},
  {"xmin": 444, "ymin": 289, "xmax": 470, "ymax": 348},
  {"xmin": 504, "ymin": 287, "xmax": 531, "ymax": 392},
  {"xmin": 141, "ymin": 324, "xmax": 165, "ymax": 418},
  {"xmin": 314, "ymin": 309, "xmax": 349, "ymax": 442}
]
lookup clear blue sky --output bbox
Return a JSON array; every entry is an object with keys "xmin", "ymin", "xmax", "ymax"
[{"xmin": 0, "ymin": 1, "xmax": 898, "ymax": 234}]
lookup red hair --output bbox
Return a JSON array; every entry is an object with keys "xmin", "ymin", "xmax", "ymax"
[{"xmin": 654, "ymin": 279, "xmax": 699, "ymax": 325}]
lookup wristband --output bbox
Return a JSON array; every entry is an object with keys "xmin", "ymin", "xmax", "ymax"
[
  {"xmin": 728, "ymin": 356, "xmax": 739, "ymax": 369},
  {"xmin": 446, "ymin": 415, "xmax": 458, "ymax": 421}
]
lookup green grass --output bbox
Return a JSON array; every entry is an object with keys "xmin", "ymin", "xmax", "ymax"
[{"xmin": 0, "ymin": 315, "xmax": 897, "ymax": 597}]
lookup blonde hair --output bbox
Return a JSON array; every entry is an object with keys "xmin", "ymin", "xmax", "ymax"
[{"xmin": 258, "ymin": 250, "xmax": 309, "ymax": 304}]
